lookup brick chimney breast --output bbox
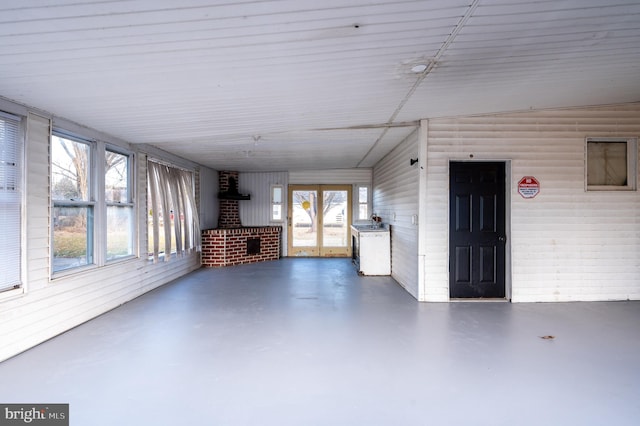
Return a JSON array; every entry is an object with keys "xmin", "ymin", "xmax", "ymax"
[{"xmin": 218, "ymin": 171, "xmax": 242, "ymax": 228}]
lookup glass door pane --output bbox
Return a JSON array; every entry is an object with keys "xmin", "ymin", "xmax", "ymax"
[
  {"xmin": 289, "ymin": 188, "xmax": 319, "ymax": 256},
  {"xmin": 322, "ymin": 189, "xmax": 348, "ymax": 250}
]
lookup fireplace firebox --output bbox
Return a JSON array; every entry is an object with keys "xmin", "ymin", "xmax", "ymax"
[{"xmin": 247, "ymin": 237, "xmax": 261, "ymax": 255}]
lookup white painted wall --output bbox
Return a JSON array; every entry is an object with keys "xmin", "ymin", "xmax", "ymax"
[
  {"xmin": 421, "ymin": 103, "xmax": 640, "ymax": 302},
  {"xmin": 238, "ymin": 172, "xmax": 288, "ymax": 227},
  {"xmin": 200, "ymin": 167, "xmax": 219, "ymax": 230},
  {"xmin": 238, "ymin": 172, "xmax": 289, "ymax": 255},
  {"xmin": 372, "ymin": 130, "xmax": 420, "ymax": 299},
  {"xmin": 289, "ymin": 169, "xmax": 372, "ymax": 185},
  {"xmin": 0, "ymin": 106, "xmax": 201, "ymax": 362}
]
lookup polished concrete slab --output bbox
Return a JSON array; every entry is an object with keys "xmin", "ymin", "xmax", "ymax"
[{"xmin": 1, "ymin": 258, "xmax": 639, "ymax": 425}]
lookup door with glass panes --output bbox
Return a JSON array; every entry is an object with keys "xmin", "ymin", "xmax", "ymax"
[{"xmin": 288, "ymin": 185, "xmax": 351, "ymax": 257}]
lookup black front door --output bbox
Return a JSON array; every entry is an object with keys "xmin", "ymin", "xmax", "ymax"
[{"xmin": 449, "ymin": 162, "xmax": 506, "ymax": 298}]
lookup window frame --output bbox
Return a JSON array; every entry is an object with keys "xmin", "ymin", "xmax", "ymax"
[
  {"xmin": 51, "ymin": 130, "xmax": 138, "ymax": 277},
  {"xmin": 585, "ymin": 137, "xmax": 638, "ymax": 191},
  {"xmin": 0, "ymin": 110, "xmax": 24, "ymax": 296},
  {"xmin": 270, "ymin": 184, "xmax": 284, "ymax": 222},
  {"xmin": 51, "ymin": 130, "xmax": 96, "ymax": 275},
  {"xmin": 105, "ymin": 145, "xmax": 136, "ymax": 263},
  {"xmin": 354, "ymin": 184, "xmax": 371, "ymax": 222},
  {"xmin": 147, "ymin": 159, "xmax": 200, "ymax": 262}
]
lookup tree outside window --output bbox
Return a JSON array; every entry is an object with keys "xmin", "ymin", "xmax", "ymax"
[{"xmin": 51, "ymin": 134, "xmax": 94, "ymax": 272}]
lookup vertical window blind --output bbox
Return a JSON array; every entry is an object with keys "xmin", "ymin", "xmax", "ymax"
[
  {"xmin": 147, "ymin": 160, "xmax": 200, "ymax": 263},
  {"xmin": 0, "ymin": 112, "xmax": 22, "ymax": 291}
]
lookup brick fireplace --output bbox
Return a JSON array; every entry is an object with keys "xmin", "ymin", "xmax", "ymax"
[
  {"xmin": 201, "ymin": 226, "xmax": 281, "ymax": 267},
  {"xmin": 201, "ymin": 171, "xmax": 282, "ymax": 268}
]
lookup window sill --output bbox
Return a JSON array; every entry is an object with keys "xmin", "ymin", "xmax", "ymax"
[
  {"xmin": 51, "ymin": 263, "xmax": 100, "ymax": 280},
  {"xmin": 587, "ymin": 185, "xmax": 636, "ymax": 191},
  {"xmin": 106, "ymin": 254, "xmax": 137, "ymax": 264},
  {"xmin": 0, "ymin": 286, "xmax": 25, "ymax": 302},
  {"xmin": 51, "ymin": 256, "xmax": 141, "ymax": 281},
  {"xmin": 147, "ymin": 250, "xmax": 201, "ymax": 263}
]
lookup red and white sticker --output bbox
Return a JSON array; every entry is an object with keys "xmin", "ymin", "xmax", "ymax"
[{"xmin": 518, "ymin": 176, "xmax": 540, "ymax": 199}]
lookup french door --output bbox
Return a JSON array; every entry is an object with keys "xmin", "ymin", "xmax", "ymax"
[{"xmin": 287, "ymin": 185, "xmax": 352, "ymax": 257}]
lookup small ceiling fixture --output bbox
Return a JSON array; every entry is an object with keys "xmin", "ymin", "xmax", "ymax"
[{"xmin": 410, "ymin": 64, "xmax": 428, "ymax": 73}]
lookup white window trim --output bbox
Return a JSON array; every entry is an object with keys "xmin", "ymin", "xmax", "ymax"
[
  {"xmin": 270, "ymin": 184, "xmax": 284, "ymax": 222},
  {"xmin": 353, "ymin": 183, "xmax": 372, "ymax": 223},
  {"xmin": 147, "ymin": 159, "xmax": 200, "ymax": 263},
  {"xmin": 585, "ymin": 137, "xmax": 638, "ymax": 191},
  {"xmin": 105, "ymin": 145, "xmax": 137, "ymax": 263},
  {"xmin": 0, "ymin": 286, "xmax": 25, "ymax": 302},
  {"xmin": 0, "ymin": 110, "xmax": 24, "ymax": 296},
  {"xmin": 51, "ymin": 130, "xmax": 97, "ymax": 275},
  {"xmin": 50, "ymin": 132, "xmax": 138, "ymax": 277}
]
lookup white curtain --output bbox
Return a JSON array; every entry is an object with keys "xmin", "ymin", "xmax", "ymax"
[{"xmin": 147, "ymin": 160, "xmax": 201, "ymax": 263}]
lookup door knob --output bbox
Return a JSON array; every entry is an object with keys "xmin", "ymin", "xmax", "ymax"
[{"xmin": 498, "ymin": 236, "xmax": 506, "ymax": 242}]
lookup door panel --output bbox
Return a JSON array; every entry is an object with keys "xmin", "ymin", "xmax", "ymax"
[
  {"xmin": 321, "ymin": 187, "xmax": 350, "ymax": 256},
  {"xmin": 288, "ymin": 185, "xmax": 351, "ymax": 257},
  {"xmin": 450, "ymin": 162, "xmax": 506, "ymax": 298},
  {"xmin": 455, "ymin": 194, "xmax": 471, "ymax": 232},
  {"xmin": 479, "ymin": 195, "xmax": 496, "ymax": 232},
  {"xmin": 455, "ymin": 247, "xmax": 471, "ymax": 283},
  {"xmin": 479, "ymin": 245, "xmax": 496, "ymax": 283},
  {"xmin": 289, "ymin": 187, "xmax": 319, "ymax": 256}
]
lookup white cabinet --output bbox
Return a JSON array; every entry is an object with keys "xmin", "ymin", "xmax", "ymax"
[{"xmin": 351, "ymin": 225, "xmax": 391, "ymax": 275}]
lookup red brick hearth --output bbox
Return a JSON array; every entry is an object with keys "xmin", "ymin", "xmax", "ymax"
[
  {"xmin": 202, "ymin": 170, "xmax": 281, "ymax": 268},
  {"xmin": 201, "ymin": 227, "xmax": 282, "ymax": 267}
]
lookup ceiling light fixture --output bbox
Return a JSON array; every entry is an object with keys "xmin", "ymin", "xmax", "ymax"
[{"xmin": 410, "ymin": 64, "xmax": 428, "ymax": 73}]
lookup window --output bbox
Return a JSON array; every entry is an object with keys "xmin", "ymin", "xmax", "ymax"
[
  {"xmin": 106, "ymin": 149, "xmax": 134, "ymax": 261},
  {"xmin": 586, "ymin": 138, "xmax": 637, "ymax": 190},
  {"xmin": 147, "ymin": 160, "xmax": 200, "ymax": 262},
  {"xmin": 357, "ymin": 185, "xmax": 369, "ymax": 220},
  {"xmin": 50, "ymin": 129, "xmax": 136, "ymax": 275},
  {"xmin": 51, "ymin": 132, "xmax": 94, "ymax": 272},
  {"xmin": 0, "ymin": 111, "xmax": 22, "ymax": 292},
  {"xmin": 271, "ymin": 184, "xmax": 284, "ymax": 221}
]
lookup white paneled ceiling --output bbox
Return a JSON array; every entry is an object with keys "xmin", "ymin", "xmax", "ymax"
[{"xmin": 1, "ymin": 0, "xmax": 639, "ymax": 171}]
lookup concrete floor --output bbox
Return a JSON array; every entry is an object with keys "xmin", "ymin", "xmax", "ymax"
[{"xmin": 1, "ymin": 258, "xmax": 639, "ymax": 425}]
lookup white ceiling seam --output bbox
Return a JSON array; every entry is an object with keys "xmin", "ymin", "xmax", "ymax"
[{"xmin": 357, "ymin": 0, "xmax": 479, "ymax": 168}]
